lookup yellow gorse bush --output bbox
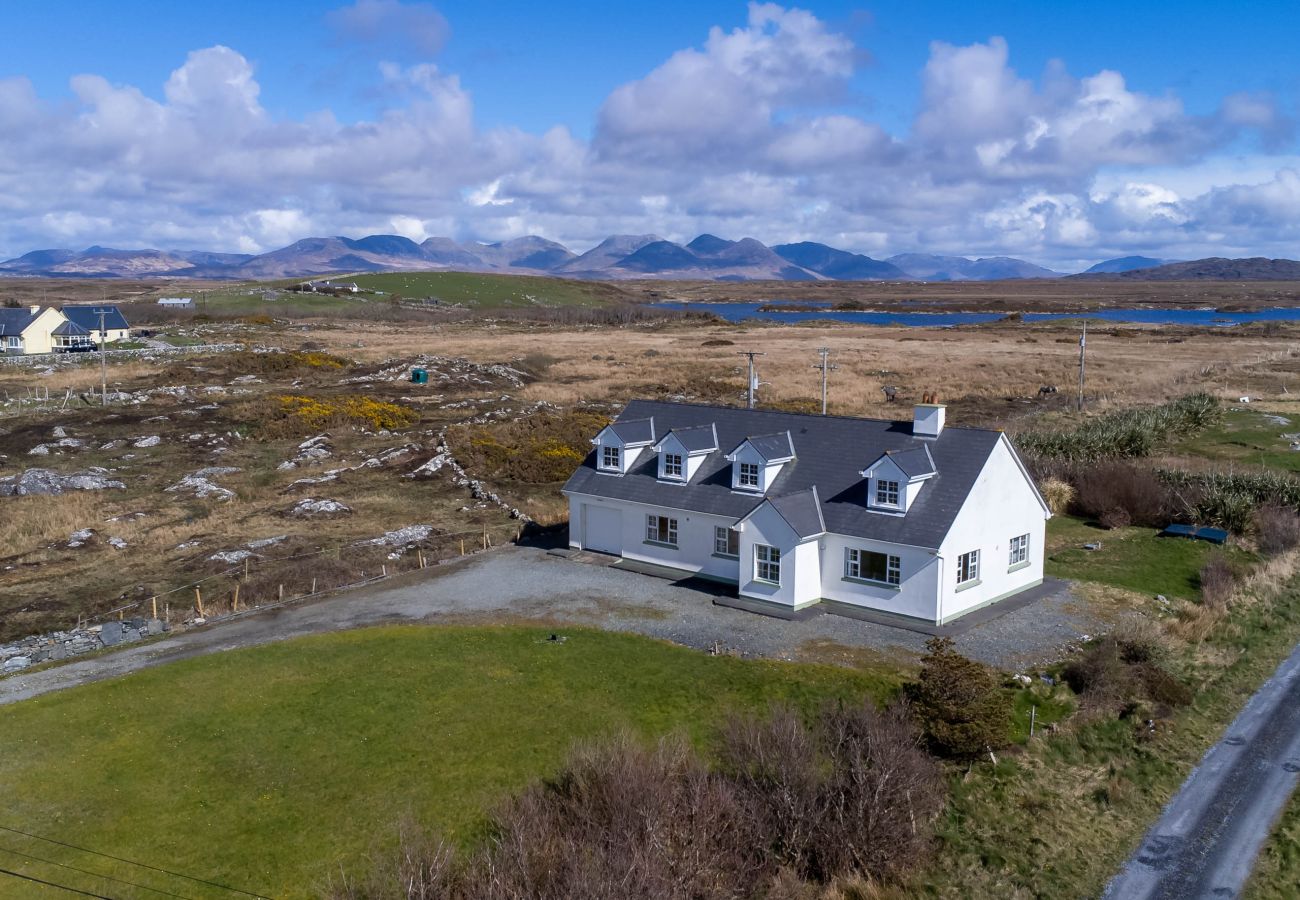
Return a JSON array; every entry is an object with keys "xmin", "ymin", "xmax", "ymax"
[{"xmin": 279, "ymin": 395, "xmax": 419, "ymax": 431}]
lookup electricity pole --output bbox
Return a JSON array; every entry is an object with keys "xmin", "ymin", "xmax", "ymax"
[
  {"xmin": 812, "ymin": 347, "xmax": 838, "ymax": 415},
  {"xmin": 1077, "ymin": 321, "xmax": 1087, "ymax": 412},
  {"xmin": 738, "ymin": 351, "xmax": 765, "ymax": 409},
  {"xmin": 94, "ymin": 307, "xmax": 110, "ymax": 405}
]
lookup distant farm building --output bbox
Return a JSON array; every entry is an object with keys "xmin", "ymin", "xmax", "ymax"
[{"xmin": 157, "ymin": 297, "xmax": 194, "ymax": 309}]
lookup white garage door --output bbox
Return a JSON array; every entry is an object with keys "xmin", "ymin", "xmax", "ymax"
[{"xmin": 583, "ymin": 504, "xmax": 622, "ymax": 555}]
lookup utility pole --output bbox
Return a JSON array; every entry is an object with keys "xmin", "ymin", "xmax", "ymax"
[
  {"xmin": 738, "ymin": 351, "xmax": 765, "ymax": 409},
  {"xmin": 812, "ymin": 347, "xmax": 838, "ymax": 415},
  {"xmin": 1077, "ymin": 321, "xmax": 1087, "ymax": 412},
  {"xmin": 94, "ymin": 307, "xmax": 109, "ymax": 405}
]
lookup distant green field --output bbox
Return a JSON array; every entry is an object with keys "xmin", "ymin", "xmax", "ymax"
[
  {"xmin": 0, "ymin": 625, "xmax": 894, "ymax": 898},
  {"xmin": 1168, "ymin": 406, "xmax": 1300, "ymax": 473},
  {"xmin": 347, "ymin": 271, "xmax": 627, "ymax": 308}
]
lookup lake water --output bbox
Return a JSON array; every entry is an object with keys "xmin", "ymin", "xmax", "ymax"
[{"xmin": 653, "ymin": 300, "xmax": 1300, "ymax": 327}]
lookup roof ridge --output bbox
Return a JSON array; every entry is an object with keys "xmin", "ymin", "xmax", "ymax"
[{"xmin": 624, "ymin": 398, "xmax": 1002, "ymax": 434}]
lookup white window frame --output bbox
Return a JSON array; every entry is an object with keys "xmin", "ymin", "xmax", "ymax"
[
  {"xmin": 755, "ymin": 544, "xmax": 781, "ymax": 583},
  {"xmin": 662, "ymin": 453, "xmax": 683, "ymax": 479},
  {"xmin": 714, "ymin": 526, "xmax": 739, "ymax": 557},
  {"xmin": 6, "ymin": 336, "xmax": 19, "ymax": 349},
  {"xmin": 737, "ymin": 462, "xmax": 761, "ymax": 490},
  {"xmin": 957, "ymin": 549, "xmax": 980, "ymax": 585},
  {"xmin": 875, "ymin": 479, "xmax": 900, "ymax": 506},
  {"xmin": 1009, "ymin": 534, "xmax": 1029, "ymax": 566},
  {"xmin": 844, "ymin": 548, "xmax": 901, "ymax": 586},
  {"xmin": 601, "ymin": 445, "xmax": 620, "ymax": 470},
  {"xmin": 645, "ymin": 514, "xmax": 678, "ymax": 547}
]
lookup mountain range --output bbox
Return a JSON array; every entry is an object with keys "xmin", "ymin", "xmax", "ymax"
[{"xmin": 0, "ymin": 233, "xmax": 1292, "ymax": 282}]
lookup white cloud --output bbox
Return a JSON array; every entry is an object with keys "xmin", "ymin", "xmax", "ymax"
[{"xmin": 0, "ymin": 6, "xmax": 1296, "ymax": 268}]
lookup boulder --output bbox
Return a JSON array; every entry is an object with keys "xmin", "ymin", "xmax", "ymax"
[
  {"xmin": 0, "ymin": 469, "xmax": 125, "ymax": 497},
  {"xmin": 287, "ymin": 498, "xmax": 352, "ymax": 519}
]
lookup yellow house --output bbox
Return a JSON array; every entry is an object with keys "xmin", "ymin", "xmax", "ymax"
[{"xmin": 0, "ymin": 306, "xmax": 69, "ymax": 354}]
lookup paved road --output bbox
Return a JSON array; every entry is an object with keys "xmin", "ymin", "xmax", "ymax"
[
  {"xmin": 1104, "ymin": 639, "xmax": 1300, "ymax": 899},
  {"xmin": 0, "ymin": 545, "xmax": 1101, "ymax": 707}
]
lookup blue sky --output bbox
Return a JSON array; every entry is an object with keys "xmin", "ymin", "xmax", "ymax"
[{"xmin": 1, "ymin": 1, "xmax": 1298, "ymax": 266}]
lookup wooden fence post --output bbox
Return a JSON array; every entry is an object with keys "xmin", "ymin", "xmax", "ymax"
[
  {"xmin": 278, "ymin": 583, "xmax": 284, "ymax": 602},
  {"xmin": 232, "ymin": 584, "xmax": 240, "ymax": 612},
  {"xmin": 194, "ymin": 587, "xmax": 205, "ymax": 618},
  {"xmin": 310, "ymin": 577, "xmax": 317, "ymax": 595}
]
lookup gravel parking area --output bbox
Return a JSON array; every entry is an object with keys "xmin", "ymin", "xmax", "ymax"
[{"xmin": 2, "ymin": 544, "xmax": 1112, "ymax": 706}]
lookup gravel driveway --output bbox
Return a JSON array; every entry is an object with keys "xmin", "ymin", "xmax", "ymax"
[{"xmin": 0, "ymin": 545, "xmax": 1107, "ymax": 706}]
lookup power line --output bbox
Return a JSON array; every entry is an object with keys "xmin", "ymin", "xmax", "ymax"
[
  {"xmin": 0, "ymin": 845, "xmax": 195, "ymax": 899},
  {"xmin": 0, "ymin": 825, "xmax": 272, "ymax": 899},
  {"xmin": 0, "ymin": 866, "xmax": 118, "ymax": 899}
]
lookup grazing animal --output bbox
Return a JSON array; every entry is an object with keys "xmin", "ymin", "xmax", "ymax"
[
  {"xmin": 882, "ymin": 385, "xmax": 898, "ymax": 403},
  {"xmin": 1038, "ymin": 385, "xmax": 1058, "ymax": 397}
]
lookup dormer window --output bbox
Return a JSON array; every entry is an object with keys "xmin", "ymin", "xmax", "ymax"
[
  {"xmin": 601, "ymin": 446, "xmax": 620, "ymax": 470},
  {"xmin": 652, "ymin": 424, "xmax": 718, "ymax": 483},
  {"xmin": 875, "ymin": 479, "xmax": 900, "ymax": 506},
  {"xmin": 738, "ymin": 463, "xmax": 760, "ymax": 489},
  {"xmin": 663, "ymin": 453, "xmax": 683, "ymax": 479}
]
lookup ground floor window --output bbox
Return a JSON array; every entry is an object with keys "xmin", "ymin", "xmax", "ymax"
[
  {"xmin": 755, "ymin": 544, "xmax": 781, "ymax": 583},
  {"xmin": 845, "ymin": 548, "xmax": 900, "ymax": 585},
  {"xmin": 645, "ymin": 514, "xmax": 678, "ymax": 547},
  {"xmin": 1009, "ymin": 533, "xmax": 1029, "ymax": 566},
  {"xmin": 714, "ymin": 526, "xmax": 738, "ymax": 557},
  {"xmin": 957, "ymin": 549, "xmax": 980, "ymax": 585}
]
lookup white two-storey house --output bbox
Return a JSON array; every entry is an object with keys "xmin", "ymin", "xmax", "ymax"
[{"xmin": 563, "ymin": 399, "xmax": 1050, "ymax": 626}]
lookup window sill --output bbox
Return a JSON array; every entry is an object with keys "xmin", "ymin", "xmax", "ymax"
[
  {"xmin": 955, "ymin": 578, "xmax": 982, "ymax": 593},
  {"xmin": 841, "ymin": 575, "xmax": 901, "ymax": 591},
  {"xmin": 643, "ymin": 540, "xmax": 679, "ymax": 551},
  {"xmin": 712, "ymin": 552, "xmax": 739, "ymax": 561},
  {"xmin": 753, "ymin": 577, "xmax": 780, "ymax": 587},
  {"xmin": 1007, "ymin": 560, "xmax": 1031, "ymax": 574}
]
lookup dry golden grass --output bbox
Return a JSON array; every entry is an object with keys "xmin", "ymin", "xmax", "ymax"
[{"xmin": 0, "ymin": 493, "xmax": 112, "ymax": 550}]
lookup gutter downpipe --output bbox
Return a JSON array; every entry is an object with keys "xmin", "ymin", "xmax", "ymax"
[{"xmin": 934, "ymin": 552, "xmax": 945, "ymax": 627}]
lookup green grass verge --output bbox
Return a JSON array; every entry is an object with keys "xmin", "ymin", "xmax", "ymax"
[
  {"xmin": 919, "ymin": 561, "xmax": 1300, "ymax": 898},
  {"xmin": 0, "ymin": 625, "xmax": 896, "ymax": 898},
  {"xmin": 1169, "ymin": 406, "xmax": 1300, "ymax": 473},
  {"xmin": 1045, "ymin": 515, "xmax": 1255, "ymax": 600},
  {"xmin": 1247, "ymin": 791, "xmax": 1300, "ymax": 899}
]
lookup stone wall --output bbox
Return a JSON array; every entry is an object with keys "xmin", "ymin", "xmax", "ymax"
[{"xmin": 0, "ymin": 618, "xmax": 168, "ymax": 672}]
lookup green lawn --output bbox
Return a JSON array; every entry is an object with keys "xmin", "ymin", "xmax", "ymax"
[
  {"xmin": 0, "ymin": 625, "xmax": 895, "ymax": 899},
  {"xmin": 1045, "ymin": 515, "xmax": 1254, "ymax": 600},
  {"xmin": 1169, "ymin": 406, "xmax": 1300, "ymax": 473}
]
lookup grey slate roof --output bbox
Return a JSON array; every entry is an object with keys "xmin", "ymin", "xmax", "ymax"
[
  {"xmin": 564, "ymin": 400, "xmax": 1009, "ymax": 549},
  {"xmin": 607, "ymin": 417, "xmax": 655, "ymax": 445},
  {"xmin": 763, "ymin": 487, "xmax": 825, "ymax": 539},
  {"xmin": 61, "ymin": 305, "xmax": 130, "ymax": 332},
  {"xmin": 52, "ymin": 320, "xmax": 92, "ymax": 337},
  {"xmin": 732, "ymin": 431, "xmax": 795, "ymax": 462},
  {"xmin": 657, "ymin": 423, "xmax": 718, "ymax": 453},
  {"xmin": 885, "ymin": 445, "xmax": 936, "ymax": 479},
  {"xmin": 0, "ymin": 308, "xmax": 38, "ymax": 336}
]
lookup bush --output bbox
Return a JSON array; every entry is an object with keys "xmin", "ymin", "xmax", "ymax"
[
  {"xmin": 1070, "ymin": 462, "xmax": 1174, "ymax": 528},
  {"xmin": 328, "ymin": 819, "xmax": 461, "ymax": 899},
  {"xmin": 450, "ymin": 410, "xmax": 612, "ymax": 484},
  {"xmin": 1253, "ymin": 502, "xmax": 1300, "ymax": 555},
  {"xmin": 1016, "ymin": 393, "xmax": 1220, "ymax": 462},
  {"xmin": 907, "ymin": 638, "xmax": 1010, "ymax": 759},
  {"xmin": 720, "ymin": 701, "xmax": 944, "ymax": 885},
  {"xmin": 1038, "ymin": 478, "xmax": 1075, "ymax": 516},
  {"xmin": 1198, "ymin": 553, "xmax": 1238, "ymax": 609},
  {"xmin": 1158, "ymin": 468, "xmax": 1300, "ymax": 533},
  {"xmin": 1062, "ymin": 635, "xmax": 1192, "ymax": 714}
]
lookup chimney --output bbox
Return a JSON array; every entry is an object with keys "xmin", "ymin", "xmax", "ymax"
[{"xmin": 913, "ymin": 392, "xmax": 946, "ymax": 438}]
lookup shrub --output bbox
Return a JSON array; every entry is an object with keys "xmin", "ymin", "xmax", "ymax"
[
  {"xmin": 328, "ymin": 819, "xmax": 461, "ymax": 899},
  {"xmin": 278, "ymin": 395, "xmax": 419, "ymax": 432},
  {"xmin": 1038, "ymin": 477, "xmax": 1075, "ymax": 516},
  {"xmin": 451, "ymin": 410, "xmax": 612, "ymax": 484},
  {"xmin": 1158, "ymin": 468, "xmax": 1300, "ymax": 532},
  {"xmin": 720, "ymin": 702, "xmax": 944, "ymax": 885},
  {"xmin": 1015, "ymin": 393, "xmax": 1220, "ymax": 462},
  {"xmin": 1062, "ymin": 635, "xmax": 1192, "ymax": 714},
  {"xmin": 1198, "ymin": 553, "xmax": 1238, "ymax": 609},
  {"xmin": 907, "ymin": 637, "xmax": 1010, "ymax": 759},
  {"xmin": 1099, "ymin": 507, "xmax": 1132, "ymax": 530},
  {"xmin": 1070, "ymin": 462, "xmax": 1174, "ymax": 528},
  {"xmin": 1253, "ymin": 502, "xmax": 1300, "ymax": 555}
]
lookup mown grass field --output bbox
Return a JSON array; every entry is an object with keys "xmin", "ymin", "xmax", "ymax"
[
  {"xmin": 1045, "ymin": 514, "xmax": 1256, "ymax": 600},
  {"xmin": 0, "ymin": 626, "xmax": 896, "ymax": 899}
]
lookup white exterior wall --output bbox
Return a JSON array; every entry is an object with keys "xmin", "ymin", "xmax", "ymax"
[
  {"xmin": 818, "ymin": 534, "xmax": 942, "ymax": 621},
  {"xmin": 736, "ymin": 503, "xmax": 817, "ymax": 608},
  {"xmin": 936, "ymin": 436, "xmax": 1049, "ymax": 623},
  {"xmin": 567, "ymin": 493, "xmax": 744, "ymax": 583}
]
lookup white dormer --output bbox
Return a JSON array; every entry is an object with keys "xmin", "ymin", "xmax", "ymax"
[
  {"xmin": 725, "ymin": 432, "xmax": 795, "ymax": 494},
  {"xmin": 592, "ymin": 417, "xmax": 655, "ymax": 475},
  {"xmin": 652, "ymin": 424, "xmax": 718, "ymax": 483},
  {"xmin": 860, "ymin": 445, "xmax": 936, "ymax": 514}
]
